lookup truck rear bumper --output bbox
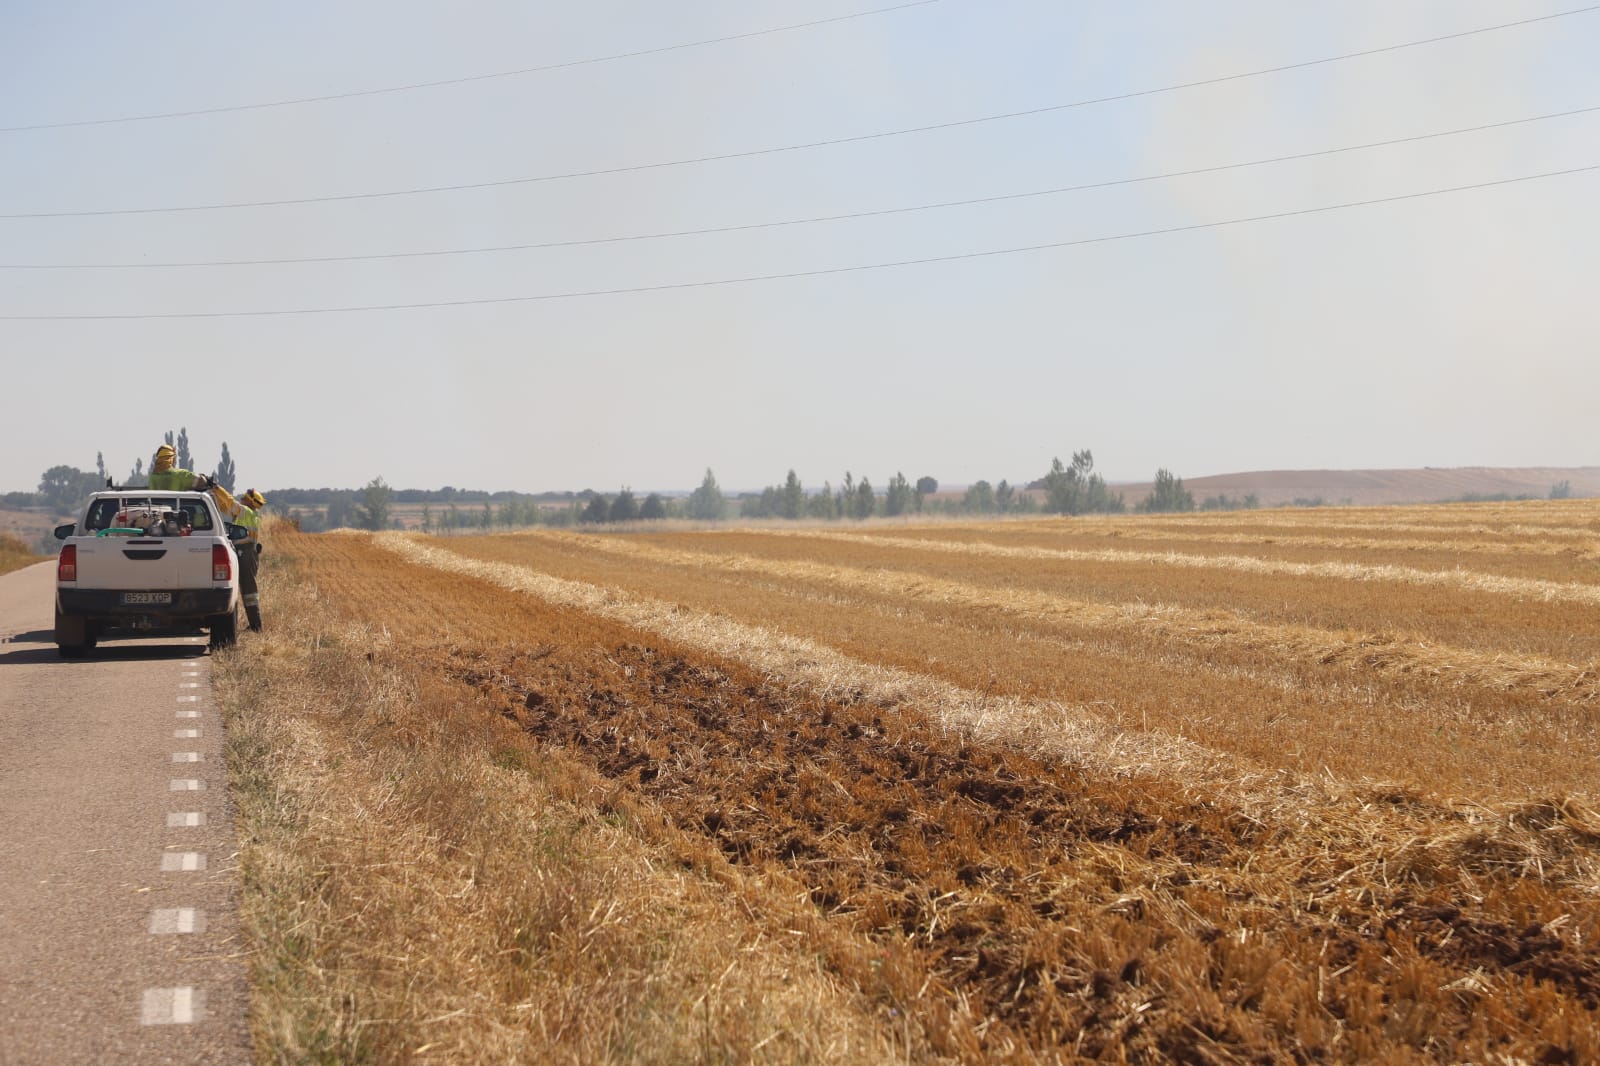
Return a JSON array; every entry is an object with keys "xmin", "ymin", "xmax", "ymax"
[{"xmin": 58, "ymin": 588, "xmax": 235, "ymax": 619}]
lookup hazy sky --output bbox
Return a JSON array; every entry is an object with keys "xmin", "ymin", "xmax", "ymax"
[{"xmin": 3, "ymin": 1, "xmax": 1596, "ymax": 494}]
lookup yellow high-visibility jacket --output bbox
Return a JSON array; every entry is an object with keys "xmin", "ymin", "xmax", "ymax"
[
  {"xmin": 149, "ymin": 468, "xmax": 202, "ymax": 490},
  {"xmin": 210, "ymin": 485, "xmax": 261, "ymax": 545}
]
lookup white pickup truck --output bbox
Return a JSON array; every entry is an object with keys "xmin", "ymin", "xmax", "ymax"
[{"xmin": 52, "ymin": 489, "xmax": 249, "ymax": 658}]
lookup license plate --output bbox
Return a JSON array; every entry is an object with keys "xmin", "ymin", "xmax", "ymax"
[{"xmin": 122, "ymin": 592, "xmax": 172, "ymax": 605}]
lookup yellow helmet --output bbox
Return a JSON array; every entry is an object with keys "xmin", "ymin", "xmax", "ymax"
[
  {"xmin": 243, "ymin": 489, "xmax": 266, "ymax": 510},
  {"xmin": 153, "ymin": 444, "xmax": 177, "ymax": 472}
]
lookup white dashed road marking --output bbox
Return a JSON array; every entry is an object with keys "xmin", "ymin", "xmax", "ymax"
[
  {"xmin": 149, "ymin": 908, "xmax": 206, "ymax": 935},
  {"xmin": 177, "ymin": 695, "xmax": 200, "ymax": 703},
  {"xmin": 140, "ymin": 987, "xmax": 204, "ymax": 1025},
  {"xmin": 169, "ymin": 779, "xmax": 204, "ymax": 791},
  {"xmin": 174, "ymin": 729, "xmax": 200, "ymax": 739},
  {"xmin": 167, "ymin": 812, "xmax": 206, "ymax": 828},
  {"xmin": 161, "ymin": 852, "xmax": 207, "ymax": 872},
  {"xmin": 178, "ymin": 683, "xmax": 201, "ymax": 689},
  {"xmin": 176, "ymin": 710, "xmax": 201, "ymax": 719},
  {"xmin": 171, "ymin": 752, "xmax": 202, "ymax": 763}
]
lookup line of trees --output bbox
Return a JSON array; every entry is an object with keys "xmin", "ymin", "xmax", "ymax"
[
  {"xmin": 256, "ymin": 456, "xmax": 1221, "ymax": 534},
  {"xmin": 734, "ymin": 470, "xmax": 932, "ymax": 521},
  {"xmin": 5, "ymin": 449, "xmax": 1273, "ymax": 536},
  {"xmin": 8, "ymin": 430, "xmax": 240, "ymax": 518}
]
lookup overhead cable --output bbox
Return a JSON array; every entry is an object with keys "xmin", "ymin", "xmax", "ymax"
[
  {"xmin": 0, "ymin": 1, "xmax": 943, "ymax": 133},
  {"xmin": 3, "ymin": 164, "xmax": 1591, "ymax": 320},
  {"xmin": 3, "ymin": 105, "xmax": 1592, "ymax": 269},
  {"xmin": 3, "ymin": 4, "xmax": 1596, "ymax": 220}
]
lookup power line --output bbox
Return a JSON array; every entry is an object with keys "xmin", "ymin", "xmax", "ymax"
[
  {"xmin": 3, "ymin": 105, "xmax": 1592, "ymax": 269},
  {"xmin": 4, "ymin": 4, "xmax": 1595, "ymax": 221},
  {"xmin": 4, "ymin": 165, "xmax": 1590, "ymax": 320},
  {"xmin": 0, "ymin": 1, "xmax": 943, "ymax": 133}
]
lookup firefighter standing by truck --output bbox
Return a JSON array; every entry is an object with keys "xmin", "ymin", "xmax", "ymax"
[
  {"xmin": 209, "ymin": 485, "xmax": 266, "ymax": 632},
  {"xmin": 150, "ymin": 442, "xmax": 267, "ymax": 632}
]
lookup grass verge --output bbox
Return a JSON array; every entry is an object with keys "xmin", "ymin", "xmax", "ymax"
[{"xmin": 0, "ymin": 532, "xmax": 41, "ymax": 577}]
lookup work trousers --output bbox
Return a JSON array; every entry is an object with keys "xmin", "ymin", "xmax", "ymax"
[{"xmin": 238, "ymin": 541, "xmax": 260, "ymax": 609}]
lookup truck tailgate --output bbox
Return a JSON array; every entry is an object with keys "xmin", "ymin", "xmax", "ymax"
[{"xmin": 72, "ymin": 538, "xmax": 220, "ymax": 590}]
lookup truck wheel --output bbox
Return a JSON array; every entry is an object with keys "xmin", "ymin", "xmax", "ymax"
[
  {"xmin": 55, "ymin": 607, "xmax": 89, "ymax": 659},
  {"xmin": 208, "ymin": 607, "xmax": 239, "ymax": 650}
]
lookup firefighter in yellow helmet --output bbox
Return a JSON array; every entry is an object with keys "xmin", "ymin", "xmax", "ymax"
[
  {"xmin": 209, "ymin": 484, "xmax": 266, "ymax": 632},
  {"xmin": 148, "ymin": 444, "xmax": 207, "ymax": 491}
]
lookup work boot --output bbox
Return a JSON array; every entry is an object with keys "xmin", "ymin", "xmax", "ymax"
[{"xmin": 246, "ymin": 606, "xmax": 263, "ymax": 632}]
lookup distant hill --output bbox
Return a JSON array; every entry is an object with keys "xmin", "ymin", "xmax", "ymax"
[{"xmin": 1109, "ymin": 466, "xmax": 1600, "ymax": 507}]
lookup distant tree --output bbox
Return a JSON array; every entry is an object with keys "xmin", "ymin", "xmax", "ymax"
[
  {"xmin": 994, "ymin": 479, "xmax": 1015, "ymax": 513},
  {"xmin": 326, "ymin": 495, "xmax": 357, "ymax": 530},
  {"xmin": 885, "ymin": 472, "xmax": 914, "ymax": 517},
  {"xmin": 445, "ymin": 503, "xmax": 461, "ymax": 532},
  {"xmin": 916, "ymin": 476, "xmax": 938, "ymax": 496},
  {"xmin": 124, "ymin": 456, "xmax": 148, "ymax": 488},
  {"xmin": 962, "ymin": 480, "xmax": 996, "ymax": 514},
  {"xmin": 808, "ymin": 482, "xmax": 839, "ymax": 520},
  {"xmin": 95, "ymin": 451, "xmax": 107, "ymax": 486},
  {"xmin": 1137, "ymin": 469, "xmax": 1195, "ymax": 513},
  {"xmin": 1200, "ymin": 493, "xmax": 1261, "ymax": 512},
  {"xmin": 503, "ymin": 497, "xmax": 538, "ymax": 527},
  {"xmin": 609, "ymin": 488, "xmax": 638, "ymax": 523},
  {"xmin": 1043, "ymin": 450, "xmax": 1122, "ymax": 515},
  {"xmin": 213, "ymin": 442, "xmax": 237, "ymax": 492},
  {"xmin": 580, "ymin": 494, "xmax": 611, "ymax": 524},
  {"xmin": 421, "ymin": 504, "xmax": 434, "ymax": 534},
  {"xmin": 1551, "ymin": 480, "xmax": 1573, "ymax": 500},
  {"xmin": 356, "ymin": 476, "xmax": 393, "ymax": 530},
  {"xmin": 782, "ymin": 470, "xmax": 804, "ymax": 520},
  {"xmin": 38, "ymin": 465, "xmax": 101, "ymax": 516},
  {"xmin": 853, "ymin": 477, "xmax": 876, "ymax": 520},
  {"xmin": 837, "ymin": 472, "xmax": 855, "ymax": 517},
  {"xmin": 481, "ymin": 501, "xmax": 493, "ymax": 530},
  {"xmin": 176, "ymin": 427, "xmax": 193, "ymax": 473},
  {"xmin": 640, "ymin": 493, "xmax": 667, "ymax": 520},
  {"xmin": 687, "ymin": 468, "xmax": 725, "ymax": 521},
  {"xmin": 742, "ymin": 486, "xmax": 784, "ymax": 518}
]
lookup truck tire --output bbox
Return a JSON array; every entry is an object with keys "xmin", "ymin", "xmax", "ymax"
[
  {"xmin": 208, "ymin": 607, "xmax": 239, "ymax": 650},
  {"xmin": 55, "ymin": 606, "xmax": 90, "ymax": 659}
]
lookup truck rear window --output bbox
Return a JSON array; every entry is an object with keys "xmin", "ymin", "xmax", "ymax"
[{"xmin": 85, "ymin": 498, "xmax": 215, "ymax": 533}]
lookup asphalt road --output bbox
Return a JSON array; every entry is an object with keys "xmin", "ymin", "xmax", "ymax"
[{"xmin": 0, "ymin": 561, "xmax": 252, "ymax": 1065}]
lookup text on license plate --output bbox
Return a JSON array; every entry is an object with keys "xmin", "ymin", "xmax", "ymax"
[{"xmin": 122, "ymin": 592, "xmax": 172, "ymax": 605}]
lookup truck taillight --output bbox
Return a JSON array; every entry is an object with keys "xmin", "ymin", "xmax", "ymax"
[
  {"xmin": 58, "ymin": 544, "xmax": 76, "ymax": 582},
  {"xmin": 212, "ymin": 544, "xmax": 232, "ymax": 582}
]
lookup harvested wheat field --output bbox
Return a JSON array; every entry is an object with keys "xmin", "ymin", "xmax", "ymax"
[{"xmin": 219, "ymin": 501, "xmax": 1600, "ymax": 1064}]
